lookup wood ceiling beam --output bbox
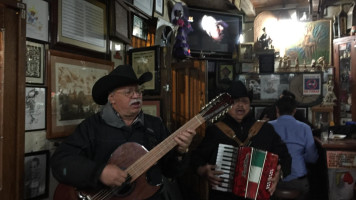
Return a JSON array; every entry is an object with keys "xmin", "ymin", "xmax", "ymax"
[{"xmin": 240, "ymin": 0, "xmax": 256, "ymax": 17}]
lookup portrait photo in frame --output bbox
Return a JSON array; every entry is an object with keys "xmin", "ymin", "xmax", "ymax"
[
  {"xmin": 24, "ymin": 150, "xmax": 49, "ymax": 200},
  {"xmin": 239, "ymin": 43, "xmax": 254, "ymax": 62},
  {"xmin": 53, "ymin": 0, "xmax": 107, "ymax": 53},
  {"xmin": 25, "ymin": 87, "xmax": 46, "ymax": 131},
  {"xmin": 216, "ymin": 62, "xmax": 235, "ymax": 89},
  {"xmin": 129, "ymin": 46, "xmax": 160, "ymax": 95},
  {"xmin": 110, "ymin": 0, "xmax": 132, "ymax": 44},
  {"xmin": 155, "ymin": 0, "xmax": 164, "ymax": 16},
  {"xmin": 26, "ymin": 41, "xmax": 45, "ymax": 84},
  {"xmin": 47, "ymin": 50, "xmax": 114, "ymax": 139},
  {"xmin": 142, "ymin": 100, "xmax": 160, "ymax": 117},
  {"xmin": 23, "ymin": 0, "xmax": 49, "ymax": 42},
  {"xmin": 133, "ymin": 0, "xmax": 154, "ymax": 17}
]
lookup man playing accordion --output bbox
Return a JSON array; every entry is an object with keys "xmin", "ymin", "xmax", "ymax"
[{"xmin": 191, "ymin": 80, "xmax": 292, "ymax": 200}]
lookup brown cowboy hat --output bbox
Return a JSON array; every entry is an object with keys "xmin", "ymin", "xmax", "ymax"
[{"xmin": 92, "ymin": 65, "xmax": 152, "ymax": 105}]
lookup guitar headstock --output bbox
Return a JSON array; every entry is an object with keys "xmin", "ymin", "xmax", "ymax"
[{"xmin": 199, "ymin": 93, "xmax": 233, "ymax": 123}]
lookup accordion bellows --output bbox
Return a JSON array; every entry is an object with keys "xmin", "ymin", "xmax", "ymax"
[{"xmin": 214, "ymin": 144, "xmax": 279, "ymax": 200}]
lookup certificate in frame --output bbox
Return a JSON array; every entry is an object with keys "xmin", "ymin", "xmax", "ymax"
[
  {"xmin": 26, "ymin": 41, "xmax": 45, "ymax": 84},
  {"xmin": 129, "ymin": 46, "xmax": 160, "ymax": 95},
  {"xmin": 25, "ymin": 87, "xmax": 46, "ymax": 131},
  {"xmin": 23, "ymin": 0, "xmax": 49, "ymax": 42},
  {"xmin": 133, "ymin": 0, "xmax": 154, "ymax": 17},
  {"xmin": 54, "ymin": 0, "xmax": 107, "ymax": 53},
  {"xmin": 47, "ymin": 50, "xmax": 113, "ymax": 139},
  {"xmin": 155, "ymin": 0, "xmax": 164, "ymax": 16},
  {"xmin": 142, "ymin": 100, "xmax": 160, "ymax": 117}
]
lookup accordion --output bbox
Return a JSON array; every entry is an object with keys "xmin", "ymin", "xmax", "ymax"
[{"xmin": 214, "ymin": 144, "xmax": 279, "ymax": 200}]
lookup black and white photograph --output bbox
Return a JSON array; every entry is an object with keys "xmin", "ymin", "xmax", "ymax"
[
  {"xmin": 25, "ymin": 87, "xmax": 46, "ymax": 131},
  {"xmin": 24, "ymin": 150, "xmax": 49, "ymax": 200},
  {"xmin": 26, "ymin": 41, "xmax": 45, "ymax": 84}
]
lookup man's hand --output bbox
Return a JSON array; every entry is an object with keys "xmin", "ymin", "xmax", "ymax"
[
  {"xmin": 100, "ymin": 164, "xmax": 128, "ymax": 187},
  {"xmin": 174, "ymin": 129, "xmax": 196, "ymax": 154},
  {"xmin": 268, "ymin": 164, "xmax": 281, "ymax": 195},
  {"xmin": 197, "ymin": 164, "xmax": 224, "ymax": 188}
]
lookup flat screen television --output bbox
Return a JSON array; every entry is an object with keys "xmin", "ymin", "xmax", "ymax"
[{"xmin": 187, "ymin": 8, "xmax": 242, "ymax": 58}]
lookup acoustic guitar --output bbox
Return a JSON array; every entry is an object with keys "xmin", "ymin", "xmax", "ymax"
[{"xmin": 54, "ymin": 93, "xmax": 233, "ymax": 200}]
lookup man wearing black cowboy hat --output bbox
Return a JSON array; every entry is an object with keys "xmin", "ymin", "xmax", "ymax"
[
  {"xmin": 191, "ymin": 80, "xmax": 291, "ymax": 200},
  {"xmin": 51, "ymin": 65, "xmax": 196, "ymax": 200}
]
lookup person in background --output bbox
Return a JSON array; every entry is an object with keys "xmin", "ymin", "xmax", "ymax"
[
  {"xmin": 191, "ymin": 80, "xmax": 291, "ymax": 200},
  {"xmin": 269, "ymin": 94, "xmax": 319, "ymax": 200},
  {"xmin": 51, "ymin": 65, "xmax": 196, "ymax": 200},
  {"xmin": 259, "ymin": 90, "xmax": 313, "ymax": 129}
]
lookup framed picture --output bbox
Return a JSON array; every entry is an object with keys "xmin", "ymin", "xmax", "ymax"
[
  {"xmin": 132, "ymin": 15, "xmax": 148, "ymax": 40},
  {"xmin": 155, "ymin": 0, "xmax": 164, "ymax": 16},
  {"xmin": 133, "ymin": 0, "xmax": 154, "ymax": 17},
  {"xmin": 24, "ymin": 150, "xmax": 49, "ymax": 200},
  {"xmin": 254, "ymin": 106, "xmax": 266, "ymax": 120},
  {"xmin": 129, "ymin": 46, "xmax": 160, "ymax": 95},
  {"xmin": 142, "ymin": 100, "xmax": 160, "ymax": 117},
  {"xmin": 23, "ymin": 0, "xmax": 49, "ymax": 42},
  {"xmin": 26, "ymin": 41, "xmax": 45, "ymax": 84},
  {"xmin": 47, "ymin": 50, "xmax": 114, "ymax": 139},
  {"xmin": 52, "ymin": 0, "xmax": 107, "ymax": 53},
  {"xmin": 216, "ymin": 62, "xmax": 234, "ymax": 89},
  {"xmin": 311, "ymin": 105, "xmax": 333, "ymax": 128},
  {"xmin": 110, "ymin": 0, "xmax": 132, "ymax": 44},
  {"xmin": 25, "ymin": 87, "xmax": 46, "ymax": 131},
  {"xmin": 296, "ymin": 107, "xmax": 307, "ymax": 119},
  {"xmin": 239, "ymin": 43, "xmax": 254, "ymax": 62},
  {"xmin": 303, "ymin": 73, "xmax": 321, "ymax": 95}
]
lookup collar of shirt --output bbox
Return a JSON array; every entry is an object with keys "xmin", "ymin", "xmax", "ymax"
[{"xmin": 101, "ymin": 102, "xmax": 144, "ymax": 128}]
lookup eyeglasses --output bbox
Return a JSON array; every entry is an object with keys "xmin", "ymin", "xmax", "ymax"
[{"xmin": 116, "ymin": 87, "xmax": 143, "ymax": 98}]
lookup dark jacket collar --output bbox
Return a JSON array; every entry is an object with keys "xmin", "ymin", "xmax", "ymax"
[{"xmin": 100, "ymin": 102, "xmax": 144, "ymax": 128}]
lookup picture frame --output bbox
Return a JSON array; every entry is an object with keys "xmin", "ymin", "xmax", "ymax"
[
  {"xmin": 254, "ymin": 106, "xmax": 266, "ymax": 120},
  {"xmin": 110, "ymin": 0, "xmax": 132, "ymax": 44},
  {"xmin": 132, "ymin": 15, "xmax": 149, "ymax": 40},
  {"xmin": 129, "ymin": 46, "xmax": 160, "ymax": 95},
  {"xmin": 47, "ymin": 50, "xmax": 114, "ymax": 139},
  {"xmin": 133, "ymin": 0, "xmax": 154, "ymax": 17},
  {"xmin": 303, "ymin": 73, "xmax": 321, "ymax": 95},
  {"xmin": 155, "ymin": 0, "xmax": 164, "ymax": 16},
  {"xmin": 296, "ymin": 107, "xmax": 308, "ymax": 119},
  {"xmin": 26, "ymin": 41, "xmax": 45, "ymax": 84},
  {"xmin": 24, "ymin": 150, "xmax": 49, "ymax": 200},
  {"xmin": 216, "ymin": 62, "xmax": 235, "ymax": 89},
  {"xmin": 25, "ymin": 87, "xmax": 46, "ymax": 131},
  {"xmin": 142, "ymin": 100, "xmax": 160, "ymax": 117},
  {"xmin": 239, "ymin": 43, "xmax": 254, "ymax": 62},
  {"xmin": 311, "ymin": 105, "xmax": 333, "ymax": 128},
  {"xmin": 23, "ymin": 0, "xmax": 49, "ymax": 42},
  {"xmin": 53, "ymin": 0, "xmax": 107, "ymax": 53}
]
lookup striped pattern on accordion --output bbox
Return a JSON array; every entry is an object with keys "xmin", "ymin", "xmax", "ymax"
[{"xmin": 214, "ymin": 144, "xmax": 279, "ymax": 200}]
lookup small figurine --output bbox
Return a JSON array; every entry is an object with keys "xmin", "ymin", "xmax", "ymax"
[
  {"xmin": 322, "ymin": 79, "xmax": 337, "ymax": 106},
  {"xmin": 295, "ymin": 58, "xmax": 299, "ymax": 72},
  {"xmin": 257, "ymin": 27, "xmax": 273, "ymax": 50}
]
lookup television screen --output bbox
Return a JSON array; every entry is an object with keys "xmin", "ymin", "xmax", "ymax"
[{"xmin": 187, "ymin": 8, "xmax": 242, "ymax": 57}]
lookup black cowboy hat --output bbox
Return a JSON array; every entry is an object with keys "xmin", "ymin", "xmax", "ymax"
[
  {"xmin": 92, "ymin": 65, "xmax": 152, "ymax": 105},
  {"xmin": 228, "ymin": 80, "xmax": 253, "ymax": 101}
]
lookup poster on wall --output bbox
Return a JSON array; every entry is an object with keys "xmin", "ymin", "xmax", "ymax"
[
  {"xmin": 23, "ymin": 0, "xmax": 49, "ymax": 42},
  {"xmin": 303, "ymin": 73, "xmax": 321, "ymax": 95}
]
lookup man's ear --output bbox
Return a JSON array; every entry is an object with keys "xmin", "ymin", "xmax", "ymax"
[
  {"xmin": 276, "ymin": 107, "xmax": 280, "ymax": 117},
  {"xmin": 292, "ymin": 108, "xmax": 296, "ymax": 116}
]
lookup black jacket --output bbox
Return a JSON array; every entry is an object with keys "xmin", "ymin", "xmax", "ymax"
[
  {"xmin": 191, "ymin": 112, "xmax": 292, "ymax": 200},
  {"xmin": 51, "ymin": 103, "xmax": 189, "ymax": 199}
]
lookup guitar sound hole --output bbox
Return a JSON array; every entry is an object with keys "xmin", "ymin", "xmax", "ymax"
[{"xmin": 114, "ymin": 182, "xmax": 135, "ymax": 197}]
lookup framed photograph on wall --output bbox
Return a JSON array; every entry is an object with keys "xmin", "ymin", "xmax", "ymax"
[
  {"xmin": 216, "ymin": 62, "xmax": 234, "ymax": 89},
  {"xmin": 133, "ymin": 0, "xmax": 154, "ymax": 17},
  {"xmin": 132, "ymin": 15, "xmax": 148, "ymax": 40},
  {"xmin": 129, "ymin": 46, "xmax": 160, "ymax": 95},
  {"xmin": 254, "ymin": 106, "xmax": 266, "ymax": 120},
  {"xmin": 53, "ymin": 0, "xmax": 107, "ymax": 53},
  {"xmin": 142, "ymin": 100, "xmax": 160, "ymax": 117},
  {"xmin": 26, "ymin": 41, "xmax": 45, "ymax": 84},
  {"xmin": 47, "ymin": 50, "xmax": 114, "ymax": 139},
  {"xmin": 25, "ymin": 87, "xmax": 46, "ymax": 131},
  {"xmin": 24, "ymin": 150, "xmax": 49, "ymax": 200},
  {"xmin": 155, "ymin": 0, "xmax": 164, "ymax": 16},
  {"xmin": 239, "ymin": 43, "xmax": 254, "ymax": 62},
  {"xmin": 110, "ymin": 0, "xmax": 132, "ymax": 44},
  {"xmin": 23, "ymin": 0, "xmax": 49, "ymax": 42}
]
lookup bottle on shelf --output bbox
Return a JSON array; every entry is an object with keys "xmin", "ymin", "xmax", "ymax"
[{"xmin": 333, "ymin": 15, "xmax": 339, "ymax": 38}]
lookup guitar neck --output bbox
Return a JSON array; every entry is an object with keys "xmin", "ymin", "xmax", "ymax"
[{"xmin": 125, "ymin": 114, "xmax": 205, "ymax": 181}]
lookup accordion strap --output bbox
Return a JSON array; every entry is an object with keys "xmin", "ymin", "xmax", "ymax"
[{"xmin": 215, "ymin": 120, "xmax": 266, "ymax": 146}]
